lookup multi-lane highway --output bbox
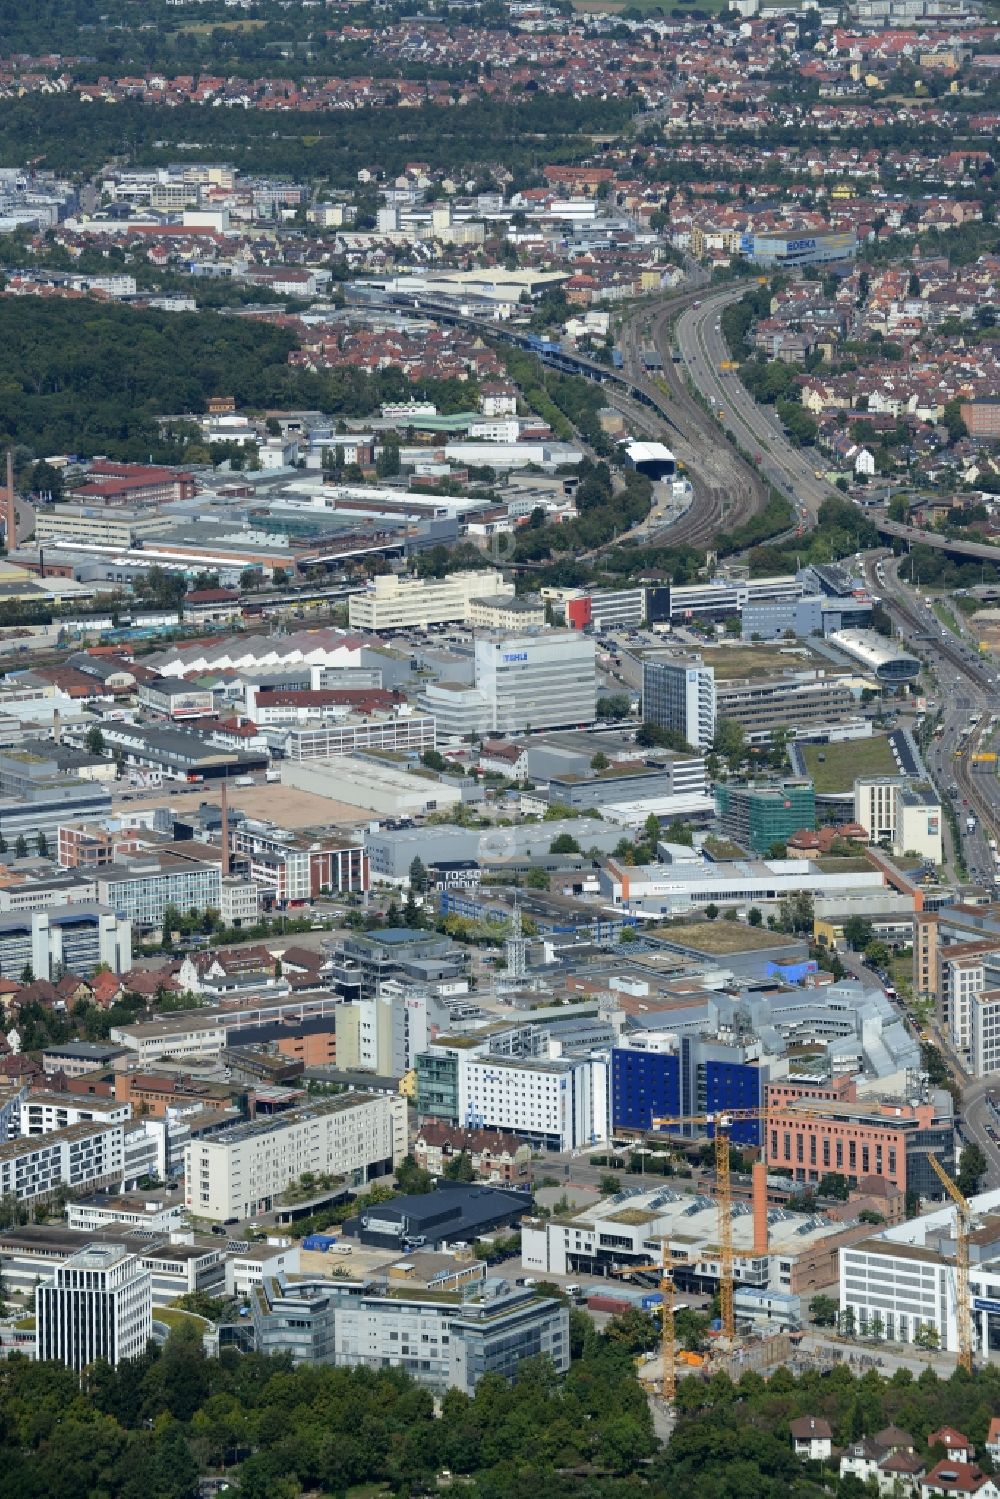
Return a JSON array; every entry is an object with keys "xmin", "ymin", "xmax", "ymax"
[
  {"xmin": 863, "ymin": 550, "xmax": 1000, "ymax": 881},
  {"xmin": 664, "ymin": 285, "xmax": 841, "ymax": 527}
]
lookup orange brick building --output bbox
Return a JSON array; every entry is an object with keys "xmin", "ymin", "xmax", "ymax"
[{"xmin": 765, "ymin": 1089, "xmax": 954, "ymax": 1198}]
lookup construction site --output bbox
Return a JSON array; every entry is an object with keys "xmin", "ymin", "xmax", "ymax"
[{"xmin": 524, "ymin": 1108, "xmax": 986, "ymax": 1403}]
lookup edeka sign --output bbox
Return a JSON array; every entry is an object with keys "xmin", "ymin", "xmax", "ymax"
[
  {"xmin": 502, "ymin": 651, "xmax": 528, "ymax": 663},
  {"xmin": 786, "ymin": 238, "xmax": 817, "ymax": 253}
]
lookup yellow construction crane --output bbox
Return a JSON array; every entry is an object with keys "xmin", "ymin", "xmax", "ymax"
[
  {"xmin": 929, "ymin": 1155, "xmax": 973, "ymax": 1373},
  {"xmin": 650, "ymin": 1102, "xmax": 835, "ymax": 1341},
  {"xmin": 651, "ymin": 1107, "xmax": 765, "ymax": 1342},
  {"xmin": 609, "ymin": 1242, "xmax": 678, "ymax": 1400}
]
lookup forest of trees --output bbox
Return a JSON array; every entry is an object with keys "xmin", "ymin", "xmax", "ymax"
[
  {"xmin": 4, "ymin": 1322, "xmax": 1000, "ymax": 1499},
  {"xmin": 0, "ymin": 1320, "xmax": 658, "ymax": 1499},
  {"xmin": 0, "ymin": 94, "xmax": 632, "ymax": 186},
  {"xmin": 0, "ymin": 299, "xmax": 475, "ymax": 461}
]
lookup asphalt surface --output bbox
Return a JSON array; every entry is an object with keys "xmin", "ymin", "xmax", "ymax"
[
  {"xmin": 859, "ymin": 549, "xmax": 1000, "ymax": 1186},
  {"xmin": 672, "ymin": 285, "xmax": 836, "ymax": 525}
]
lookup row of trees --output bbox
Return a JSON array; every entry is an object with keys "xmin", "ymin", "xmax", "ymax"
[{"xmin": 0, "ymin": 1311, "xmax": 659, "ymax": 1499}]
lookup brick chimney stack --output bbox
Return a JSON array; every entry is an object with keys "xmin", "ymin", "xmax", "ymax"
[{"xmin": 752, "ymin": 1159, "xmax": 769, "ymax": 1256}]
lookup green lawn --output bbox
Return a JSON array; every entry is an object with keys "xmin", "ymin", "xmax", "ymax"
[
  {"xmin": 155, "ymin": 1307, "xmax": 211, "ymax": 1332},
  {"xmin": 799, "ymin": 735, "xmax": 897, "ymax": 794},
  {"xmin": 932, "ymin": 600, "xmax": 960, "ymax": 636},
  {"xmin": 649, "ymin": 920, "xmax": 787, "ymax": 954}
]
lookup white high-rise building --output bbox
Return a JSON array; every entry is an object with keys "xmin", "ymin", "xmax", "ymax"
[
  {"xmin": 36, "ymin": 1243, "xmax": 153, "ymax": 1370},
  {"xmin": 642, "ymin": 657, "xmax": 716, "ymax": 750},
  {"xmin": 473, "ymin": 630, "xmax": 596, "ymax": 734}
]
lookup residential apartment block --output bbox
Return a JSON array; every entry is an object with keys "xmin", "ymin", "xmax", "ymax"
[
  {"xmin": 184, "ymin": 1092, "xmax": 406, "ymax": 1221},
  {"xmin": 0, "ymin": 1121, "xmax": 125, "ymax": 1204}
]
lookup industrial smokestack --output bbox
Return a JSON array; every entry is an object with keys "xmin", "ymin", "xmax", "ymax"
[
  {"xmin": 752, "ymin": 1159, "xmax": 769, "ymax": 1257},
  {"xmin": 52, "ymin": 708, "xmax": 61, "ymax": 746}
]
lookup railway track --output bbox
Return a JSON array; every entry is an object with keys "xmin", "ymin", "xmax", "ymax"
[{"xmin": 615, "ymin": 294, "xmax": 768, "ymax": 548}]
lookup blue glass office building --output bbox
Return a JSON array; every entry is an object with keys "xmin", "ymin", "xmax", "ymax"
[
  {"xmin": 611, "ymin": 1049, "xmax": 681, "ymax": 1135},
  {"xmin": 611, "ymin": 1045, "xmax": 763, "ymax": 1145}
]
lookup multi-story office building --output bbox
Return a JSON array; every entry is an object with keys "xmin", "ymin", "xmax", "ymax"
[
  {"xmin": 715, "ymin": 779, "xmax": 816, "ymax": 855},
  {"xmin": 0, "ymin": 907, "xmax": 131, "ymax": 981},
  {"xmin": 839, "ymin": 1192, "xmax": 1000, "ymax": 1358},
  {"xmin": 543, "ymin": 755, "xmax": 707, "ymax": 810},
  {"xmin": 564, "ymin": 587, "xmax": 647, "ymax": 632},
  {"xmin": 110, "ymin": 993, "xmax": 342, "ymax": 1065},
  {"xmin": 278, "ymin": 711, "xmax": 437, "ymax": 763},
  {"xmin": 36, "ymin": 1244, "xmax": 153, "ymax": 1370},
  {"xmin": 642, "ymin": 657, "xmax": 715, "ymax": 749},
  {"xmin": 0, "ymin": 1121, "xmax": 125, "ymax": 1204},
  {"xmin": 416, "ymin": 1045, "xmax": 608, "ymax": 1151},
  {"xmin": 469, "ymin": 594, "xmax": 546, "ymax": 631},
  {"xmin": 854, "ymin": 777, "xmax": 942, "ymax": 864},
  {"xmin": 185, "ymin": 1092, "xmax": 406, "ymax": 1221},
  {"xmin": 334, "ymin": 984, "xmax": 455, "ymax": 1078},
  {"xmin": 348, "ymin": 570, "xmax": 513, "ymax": 632},
  {"xmin": 741, "ymin": 594, "xmax": 873, "ymax": 641},
  {"xmin": 467, "ymin": 629, "xmax": 595, "ymax": 735},
  {"xmin": 252, "ymin": 1272, "xmax": 569, "ymax": 1392},
  {"xmin": 657, "ymin": 575, "xmax": 802, "ymax": 624},
  {"xmin": 765, "ymin": 1092, "xmax": 954, "ymax": 1199},
  {"xmin": 611, "ymin": 1040, "xmax": 766, "ymax": 1145},
  {"xmin": 98, "ymin": 856, "xmax": 222, "ymax": 930},
  {"xmin": 714, "ymin": 672, "xmax": 855, "ymax": 742},
  {"xmin": 34, "ymin": 506, "xmax": 169, "ymax": 549},
  {"xmin": 332, "ymin": 928, "xmax": 466, "ymax": 998},
  {"xmin": 230, "ymin": 822, "xmax": 367, "ymax": 900},
  {"xmin": 0, "ymin": 784, "xmax": 112, "ymax": 845}
]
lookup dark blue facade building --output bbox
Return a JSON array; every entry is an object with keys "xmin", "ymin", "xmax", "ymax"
[
  {"xmin": 611, "ymin": 1049, "xmax": 680, "ymax": 1134},
  {"xmin": 611, "ymin": 1045, "xmax": 763, "ymax": 1146},
  {"xmin": 702, "ymin": 1060, "xmax": 761, "ymax": 1147}
]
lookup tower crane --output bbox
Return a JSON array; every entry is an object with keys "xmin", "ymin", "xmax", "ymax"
[
  {"xmin": 608, "ymin": 1240, "xmax": 679, "ymax": 1400},
  {"xmin": 651, "ymin": 1107, "xmax": 766, "ymax": 1342},
  {"xmin": 929, "ymin": 1155, "xmax": 973, "ymax": 1373},
  {"xmin": 650, "ymin": 1102, "xmax": 830, "ymax": 1342}
]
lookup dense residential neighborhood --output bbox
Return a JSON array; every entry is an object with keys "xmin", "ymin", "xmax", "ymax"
[{"xmin": 0, "ymin": 0, "xmax": 998, "ymax": 1492}]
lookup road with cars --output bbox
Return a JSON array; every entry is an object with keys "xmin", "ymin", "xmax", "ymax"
[
  {"xmin": 670, "ymin": 286, "xmax": 834, "ymax": 526},
  {"xmin": 857, "ymin": 549, "xmax": 1000, "ymax": 1184}
]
